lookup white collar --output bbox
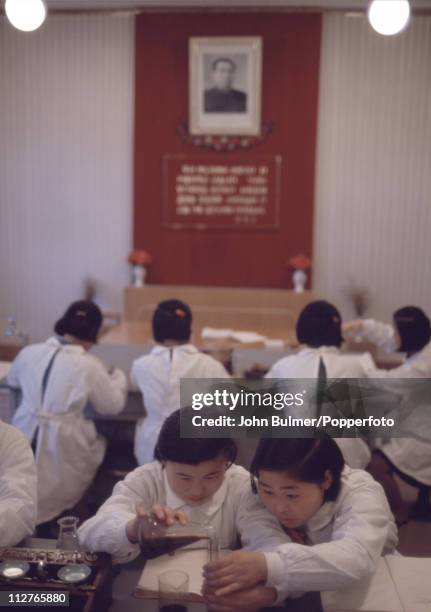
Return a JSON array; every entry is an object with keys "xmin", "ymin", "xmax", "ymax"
[
  {"xmin": 305, "ymin": 499, "xmax": 336, "ymax": 532},
  {"xmin": 151, "ymin": 343, "xmax": 199, "ymax": 356},
  {"xmin": 300, "ymin": 346, "xmax": 340, "ymax": 357},
  {"xmin": 46, "ymin": 336, "xmax": 85, "ymax": 353},
  {"xmin": 163, "ymin": 469, "xmax": 228, "ymax": 519},
  {"xmin": 305, "ymin": 467, "xmax": 350, "ymax": 532}
]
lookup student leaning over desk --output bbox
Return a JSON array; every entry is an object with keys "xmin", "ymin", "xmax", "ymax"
[
  {"xmin": 203, "ymin": 437, "xmax": 398, "ymax": 611},
  {"xmin": 130, "ymin": 299, "xmax": 230, "ymax": 466},
  {"xmin": 266, "ymin": 300, "xmax": 375, "ymax": 470},
  {"xmin": 6, "ymin": 300, "xmax": 127, "ymax": 525},
  {"xmin": 344, "ymin": 305, "xmax": 431, "ymax": 524},
  {"xmin": 78, "ymin": 408, "xmax": 290, "ymax": 609}
]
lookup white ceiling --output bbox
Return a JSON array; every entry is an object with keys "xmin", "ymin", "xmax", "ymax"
[{"xmin": 43, "ymin": 0, "xmax": 431, "ymax": 12}]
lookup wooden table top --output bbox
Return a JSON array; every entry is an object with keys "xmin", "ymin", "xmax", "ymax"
[{"xmin": 100, "ymin": 321, "xmax": 297, "ymax": 351}]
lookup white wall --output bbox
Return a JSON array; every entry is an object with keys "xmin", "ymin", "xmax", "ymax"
[
  {"xmin": 314, "ymin": 14, "xmax": 431, "ymax": 321},
  {"xmin": 0, "ymin": 15, "xmax": 135, "ymax": 341},
  {"xmin": 1, "ymin": 11, "xmax": 430, "ymax": 342}
]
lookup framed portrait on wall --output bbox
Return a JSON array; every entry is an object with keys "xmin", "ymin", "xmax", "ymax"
[{"xmin": 189, "ymin": 37, "xmax": 262, "ymax": 136}]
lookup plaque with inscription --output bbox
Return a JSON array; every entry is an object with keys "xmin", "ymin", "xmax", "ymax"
[{"xmin": 162, "ymin": 155, "xmax": 281, "ymax": 230}]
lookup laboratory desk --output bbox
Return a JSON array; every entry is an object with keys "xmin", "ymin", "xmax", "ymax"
[
  {"xmin": 3, "ymin": 540, "xmax": 431, "ymax": 611},
  {"xmin": 0, "ymin": 540, "xmax": 322, "ymax": 612},
  {"xmin": 109, "ymin": 555, "xmax": 323, "ymax": 612},
  {"xmin": 95, "ymin": 330, "xmax": 403, "ymax": 379}
]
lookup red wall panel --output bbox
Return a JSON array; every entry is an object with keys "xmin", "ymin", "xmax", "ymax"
[{"xmin": 134, "ymin": 12, "xmax": 321, "ymax": 288}]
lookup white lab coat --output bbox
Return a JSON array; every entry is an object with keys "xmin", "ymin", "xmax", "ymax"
[
  {"xmin": 266, "ymin": 346, "xmax": 375, "ymax": 469},
  {"xmin": 131, "ymin": 344, "xmax": 230, "ymax": 465},
  {"xmin": 262, "ymin": 466, "xmax": 398, "ymax": 600},
  {"xmin": 0, "ymin": 421, "xmax": 37, "ymax": 546},
  {"xmin": 359, "ymin": 319, "xmax": 431, "ymax": 485},
  {"xmin": 7, "ymin": 336, "xmax": 127, "ymax": 524},
  {"xmin": 78, "ymin": 461, "xmax": 289, "ymax": 564}
]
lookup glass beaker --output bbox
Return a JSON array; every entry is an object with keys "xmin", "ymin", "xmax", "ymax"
[
  {"xmin": 138, "ymin": 516, "xmax": 219, "ymax": 562},
  {"xmin": 158, "ymin": 569, "xmax": 189, "ymax": 612},
  {"xmin": 56, "ymin": 516, "xmax": 81, "ymax": 552}
]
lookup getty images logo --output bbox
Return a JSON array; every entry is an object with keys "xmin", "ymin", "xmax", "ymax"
[{"xmin": 191, "ymin": 389, "xmax": 306, "ymax": 411}]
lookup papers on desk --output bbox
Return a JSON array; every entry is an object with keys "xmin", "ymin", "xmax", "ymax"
[
  {"xmin": 321, "ymin": 555, "xmax": 431, "ymax": 612},
  {"xmin": 201, "ymin": 327, "xmax": 285, "ymax": 347},
  {"xmin": 201, "ymin": 327, "xmax": 234, "ymax": 340}
]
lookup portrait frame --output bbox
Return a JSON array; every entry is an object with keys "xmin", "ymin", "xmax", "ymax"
[{"xmin": 189, "ymin": 36, "xmax": 262, "ymax": 136}]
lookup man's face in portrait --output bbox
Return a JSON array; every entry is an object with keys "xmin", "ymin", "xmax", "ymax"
[{"xmin": 212, "ymin": 59, "xmax": 236, "ymax": 92}]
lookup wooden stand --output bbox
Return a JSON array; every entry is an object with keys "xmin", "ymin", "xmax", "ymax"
[
  {"xmin": 101, "ymin": 285, "xmax": 314, "ymax": 350},
  {"xmin": 124, "ymin": 285, "xmax": 313, "ymax": 331}
]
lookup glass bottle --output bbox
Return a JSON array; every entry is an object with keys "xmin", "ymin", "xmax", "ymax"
[{"xmin": 56, "ymin": 516, "xmax": 81, "ymax": 552}]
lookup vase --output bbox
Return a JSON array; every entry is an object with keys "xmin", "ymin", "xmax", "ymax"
[
  {"xmin": 292, "ymin": 269, "xmax": 307, "ymax": 293},
  {"xmin": 132, "ymin": 265, "xmax": 146, "ymax": 288}
]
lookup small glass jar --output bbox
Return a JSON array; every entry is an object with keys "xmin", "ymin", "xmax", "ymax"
[
  {"xmin": 138, "ymin": 515, "xmax": 219, "ymax": 562},
  {"xmin": 56, "ymin": 516, "xmax": 81, "ymax": 552}
]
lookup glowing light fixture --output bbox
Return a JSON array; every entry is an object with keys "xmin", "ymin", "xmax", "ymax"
[
  {"xmin": 5, "ymin": 0, "xmax": 47, "ymax": 32},
  {"xmin": 367, "ymin": 0, "xmax": 411, "ymax": 36}
]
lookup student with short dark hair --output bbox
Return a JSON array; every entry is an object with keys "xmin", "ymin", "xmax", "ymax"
[
  {"xmin": 7, "ymin": 300, "xmax": 127, "ymax": 525},
  {"xmin": 153, "ymin": 409, "xmax": 237, "ymax": 467},
  {"xmin": 78, "ymin": 409, "xmax": 287, "ymax": 568},
  {"xmin": 268, "ymin": 300, "xmax": 374, "ymax": 380},
  {"xmin": 295, "ymin": 300, "xmax": 344, "ymax": 348},
  {"xmin": 131, "ymin": 299, "xmax": 230, "ymax": 465},
  {"xmin": 151, "ymin": 299, "xmax": 193, "ymax": 344},
  {"xmin": 203, "ymin": 436, "xmax": 398, "ymax": 609},
  {"xmin": 344, "ymin": 305, "xmax": 431, "ymax": 362},
  {"xmin": 344, "ymin": 306, "xmax": 431, "ymax": 523},
  {"xmin": 266, "ymin": 300, "xmax": 375, "ymax": 470},
  {"xmin": 249, "ymin": 437, "xmax": 344, "ymax": 501}
]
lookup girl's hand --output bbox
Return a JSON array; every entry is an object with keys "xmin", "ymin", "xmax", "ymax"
[
  {"xmin": 204, "ymin": 584, "xmax": 277, "ymax": 612},
  {"xmin": 203, "ymin": 551, "xmax": 267, "ymax": 596},
  {"xmin": 126, "ymin": 503, "xmax": 188, "ymax": 544},
  {"xmin": 149, "ymin": 504, "xmax": 188, "ymax": 526},
  {"xmin": 342, "ymin": 320, "xmax": 363, "ymax": 339}
]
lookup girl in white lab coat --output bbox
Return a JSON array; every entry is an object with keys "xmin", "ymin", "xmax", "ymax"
[
  {"xmin": 78, "ymin": 408, "xmax": 288, "ymax": 571},
  {"xmin": 203, "ymin": 436, "xmax": 398, "ymax": 611},
  {"xmin": 0, "ymin": 421, "xmax": 37, "ymax": 546},
  {"xmin": 131, "ymin": 299, "xmax": 230, "ymax": 465},
  {"xmin": 266, "ymin": 301, "xmax": 374, "ymax": 469},
  {"xmin": 7, "ymin": 300, "xmax": 127, "ymax": 526},
  {"xmin": 344, "ymin": 306, "xmax": 431, "ymax": 523}
]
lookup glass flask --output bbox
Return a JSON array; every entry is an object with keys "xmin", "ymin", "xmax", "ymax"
[
  {"xmin": 56, "ymin": 516, "xmax": 81, "ymax": 552},
  {"xmin": 138, "ymin": 515, "xmax": 219, "ymax": 562}
]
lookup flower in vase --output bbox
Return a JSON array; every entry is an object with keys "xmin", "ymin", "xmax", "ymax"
[
  {"xmin": 287, "ymin": 254, "xmax": 312, "ymax": 271},
  {"xmin": 128, "ymin": 250, "xmax": 153, "ymax": 267}
]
